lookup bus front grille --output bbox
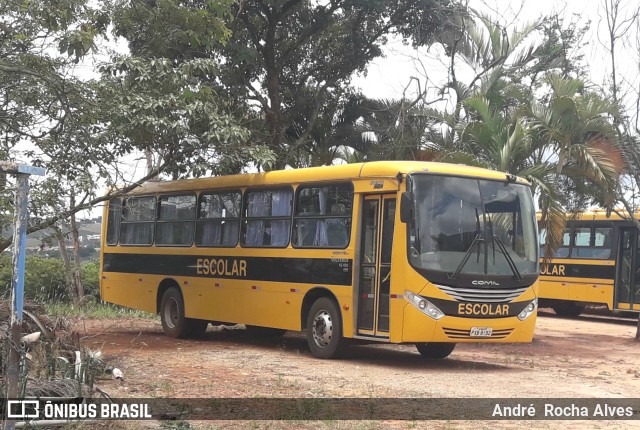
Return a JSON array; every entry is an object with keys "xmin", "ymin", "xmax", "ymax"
[
  {"xmin": 436, "ymin": 284, "xmax": 529, "ymax": 303},
  {"xmin": 443, "ymin": 327, "xmax": 513, "ymax": 339}
]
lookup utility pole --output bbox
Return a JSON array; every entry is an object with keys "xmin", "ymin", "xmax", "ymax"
[{"xmin": 1, "ymin": 162, "xmax": 45, "ymax": 430}]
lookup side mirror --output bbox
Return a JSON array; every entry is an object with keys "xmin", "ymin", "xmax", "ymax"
[{"xmin": 400, "ymin": 192, "xmax": 412, "ymax": 223}]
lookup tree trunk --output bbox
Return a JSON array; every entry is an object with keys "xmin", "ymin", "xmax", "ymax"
[
  {"xmin": 146, "ymin": 146, "xmax": 154, "ymax": 176},
  {"xmin": 69, "ymin": 190, "xmax": 84, "ymax": 303},
  {"xmin": 55, "ymin": 227, "xmax": 78, "ymax": 305}
]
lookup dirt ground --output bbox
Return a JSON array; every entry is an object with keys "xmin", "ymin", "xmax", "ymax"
[{"xmin": 74, "ymin": 310, "xmax": 640, "ymax": 430}]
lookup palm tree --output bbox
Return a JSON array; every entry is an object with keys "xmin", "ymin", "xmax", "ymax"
[
  {"xmin": 526, "ymin": 74, "xmax": 623, "ymax": 256},
  {"xmin": 292, "ymin": 95, "xmax": 441, "ymax": 166},
  {"xmin": 427, "ymin": 11, "xmax": 623, "ymax": 258}
]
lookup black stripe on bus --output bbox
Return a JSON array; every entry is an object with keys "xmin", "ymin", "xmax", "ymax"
[
  {"xmin": 539, "ymin": 262, "xmax": 616, "ymax": 280},
  {"xmin": 102, "ymin": 253, "xmax": 353, "ymax": 286}
]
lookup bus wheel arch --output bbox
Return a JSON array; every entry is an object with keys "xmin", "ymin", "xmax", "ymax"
[
  {"xmin": 157, "ymin": 279, "xmax": 208, "ymax": 339},
  {"xmin": 302, "ymin": 289, "xmax": 345, "ymax": 359},
  {"xmin": 156, "ymin": 278, "xmax": 180, "ymax": 314},
  {"xmin": 301, "ymin": 287, "xmax": 340, "ymax": 330}
]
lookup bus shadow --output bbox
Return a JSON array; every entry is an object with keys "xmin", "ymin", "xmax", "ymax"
[
  {"xmin": 193, "ymin": 327, "xmax": 516, "ymax": 372},
  {"xmin": 343, "ymin": 344, "xmax": 515, "ymax": 372}
]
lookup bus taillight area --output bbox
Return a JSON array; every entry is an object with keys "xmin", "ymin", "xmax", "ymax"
[{"xmin": 399, "ymin": 291, "xmax": 538, "ymax": 343}]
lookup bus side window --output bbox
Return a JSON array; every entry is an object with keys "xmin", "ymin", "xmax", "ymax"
[
  {"xmin": 551, "ymin": 228, "xmax": 571, "ymax": 258},
  {"xmin": 292, "ymin": 183, "xmax": 352, "ymax": 248},
  {"xmin": 593, "ymin": 227, "xmax": 612, "ymax": 259},
  {"xmin": 196, "ymin": 191, "xmax": 241, "ymax": 247},
  {"xmin": 327, "ymin": 204, "xmax": 349, "ymax": 246},
  {"xmin": 243, "ymin": 188, "xmax": 293, "ymax": 247},
  {"xmin": 106, "ymin": 198, "xmax": 122, "ymax": 245},
  {"xmin": 120, "ymin": 196, "xmax": 156, "ymax": 245},
  {"xmin": 156, "ymin": 194, "xmax": 196, "ymax": 246},
  {"xmin": 572, "ymin": 227, "xmax": 612, "ymax": 259}
]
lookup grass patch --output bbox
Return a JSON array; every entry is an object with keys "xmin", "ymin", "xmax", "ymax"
[{"xmin": 45, "ymin": 301, "xmax": 156, "ymax": 319}]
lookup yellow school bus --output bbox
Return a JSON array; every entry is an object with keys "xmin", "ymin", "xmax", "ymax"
[
  {"xmin": 538, "ymin": 210, "xmax": 640, "ymax": 316},
  {"xmin": 100, "ymin": 161, "xmax": 539, "ymax": 359}
]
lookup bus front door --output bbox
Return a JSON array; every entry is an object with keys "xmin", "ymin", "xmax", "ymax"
[
  {"xmin": 357, "ymin": 194, "xmax": 396, "ymax": 337},
  {"xmin": 615, "ymin": 228, "xmax": 640, "ymax": 310}
]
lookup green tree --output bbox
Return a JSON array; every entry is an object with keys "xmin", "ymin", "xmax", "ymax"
[
  {"xmin": 0, "ymin": 0, "xmax": 109, "ymax": 247},
  {"xmin": 96, "ymin": 56, "xmax": 255, "ymax": 178},
  {"xmin": 0, "ymin": 255, "xmax": 68, "ymax": 302},
  {"xmin": 112, "ymin": 0, "xmax": 467, "ymax": 169},
  {"xmin": 0, "ymin": 0, "xmax": 252, "ymax": 255},
  {"xmin": 81, "ymin": 261, "xmax": 100, "ymax": 301}
]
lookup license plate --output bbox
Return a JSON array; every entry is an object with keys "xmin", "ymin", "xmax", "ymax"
[{"xmin": 470, "ymin": 327, "xmax": 493, "ymax": 337}]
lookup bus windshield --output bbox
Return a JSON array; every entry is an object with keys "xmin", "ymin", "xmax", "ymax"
[{"xmin": 409, "ymin": 175, "xmax": 538, "ymax": 277}]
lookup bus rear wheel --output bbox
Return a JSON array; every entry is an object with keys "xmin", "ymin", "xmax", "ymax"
[
  {"xmin": 306, "ymin": 297, "xmax": 345, "ymax": 359},
  {"xmin": 160, "ymin": 287, "xmax": 208, "ymax": 339},
  {"xmin": 415, "ymin": 342, "xmax": 456, "ymax": 359},
  {"xmin": 552, "ymin": 303, "xmax": 585, "ymax": 317}
]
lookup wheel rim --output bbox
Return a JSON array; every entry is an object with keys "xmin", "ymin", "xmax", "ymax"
[
  {"xmin": 311, "ymin": 309, "xmax": 333, "ymax": 348},
  {"xmin": 164, "ymin": 297, "xmax": 180, "ymax": 329}
]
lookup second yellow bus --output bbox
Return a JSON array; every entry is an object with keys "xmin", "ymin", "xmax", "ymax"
[{"xmin": 538, "ymin": 210, "xmax": 640, "ymax": 316}]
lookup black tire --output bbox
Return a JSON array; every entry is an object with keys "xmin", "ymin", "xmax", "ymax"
[
  {"xmin": 160, "ymin": 287, "xmax": 207, "ymax": 339},
  {"xmin": 306, "ymin": 297, "xmax": 345, "ymax": 359},
  {"xmin": 415, "ymin": 342, "xmax": 456, "ymax": 359},
  {"xmin": 245, "ymin": 325, "xmax": 287, "ymax": 337},
  {"xmin": 553, "ymin": 303, "xmax": 585, "ymax": 317}
]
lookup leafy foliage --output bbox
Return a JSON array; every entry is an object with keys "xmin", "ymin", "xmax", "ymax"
[
  {"xmin": 0, "ymin": 255, "xmax": 65, "ymax": 301},
  {"xmin": 0, "ymin": 0, "xmax": 253, "ymax": 254},
  {"xmin": 97, "ymin": 56, "xmax": 255, "ymax": 177},
  {"xmin": 112, "ymin": 0, "xmax": 467, "ymax": 169},
  {"xmin": 0, "ymin": 255, "xmax": 99, "ymax": 303},
  {"xmin": 0, "ymin": 0, "xmax": 110, "ymax": 240}
]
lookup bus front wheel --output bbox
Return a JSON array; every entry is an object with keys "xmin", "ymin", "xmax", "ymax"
[
  {"xmin": 160, "ymin": 287, "xmax": 208, "ymax": 339},
  {"xmin": 306, "ymin": 297, "xmax": 345, "ymax": 359},
  {"xmin": 415, "ymin": 342, "xmax": 456, "ymax": 359}
]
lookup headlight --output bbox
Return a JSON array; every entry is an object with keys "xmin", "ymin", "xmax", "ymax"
[
  {"xmin": 405, "ymin": 291, "xmax": 444, "ymax": 320},
  {"xmin": 517, "ymin": 298, "xmax": 537, "ymax": 321}
]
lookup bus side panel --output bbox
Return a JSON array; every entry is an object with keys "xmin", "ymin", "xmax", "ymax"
[
  {"xmin": 183, "ymin": 280, "xmax": 354, "ymax": 333},
  {"xmin": 539, "ymin": 277, "xmax": 614, "ymax": 309},
  {"xmin": 200, "ymin": 281, "xmax": 299, "ymax": 329},
  {"xmin": 101, "ymin": 272, "xmax": 157, "ymax": 314},
  {"xmin": 538, "ymin": 279, "xmax": 569, "ymax": 301},
  {"xmin": 183, "ymin": 278, "xmax": 240, "ymax": 324},
  {"xmin": 585, "ymin": 283, "xmax": 614, "ymax": 309}
]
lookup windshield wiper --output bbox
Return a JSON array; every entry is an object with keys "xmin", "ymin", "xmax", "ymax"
[
  {"xmin": 448, "ymin": 233, "xmax": 484, "ymax": 279},
  {"xmin": 492, "ymin": 235, "xmax": 522, "ymax": 280}
]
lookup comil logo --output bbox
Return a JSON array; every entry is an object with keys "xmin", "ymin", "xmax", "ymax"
[
  {"xmin": 6, "ymin": 400, "xmax": 40, "ymax": 419},
  {"xmin": 472, "ymin": 280, "xmax": 500, "ymax": 286}
]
